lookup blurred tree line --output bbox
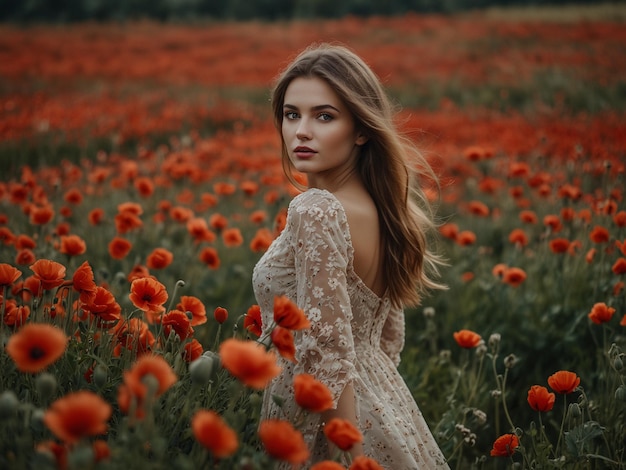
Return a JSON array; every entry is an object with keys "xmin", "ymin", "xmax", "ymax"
[{"xmin": 0, "ymin": 0, "xmax": 599, "ymax": 21}]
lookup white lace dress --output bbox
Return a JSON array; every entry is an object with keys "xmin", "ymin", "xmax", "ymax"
[{"xmin": 252, "ymin": 188, "xmax": 448, "ymax": 469}]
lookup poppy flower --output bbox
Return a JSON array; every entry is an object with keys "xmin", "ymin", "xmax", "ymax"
[
  {"xmin": 527, "ymin": 385, "xmax": 555, "ymax": 412},
  {"xmin": 15, "ymin": 234, "xmax": 36, "ymax": 250},
  {"xmin": 192, "ymin": 410, "xmax": 239, "ymax": 458},
  {"xmin": 183, "ymin": 338, "xmax": 203, "ymax": 363},
  {"xmin": 250, "ymin": 228, "xmax": 273, "ymax": 252},
  {"xmin": 186, "ymin": 217, "xmax": 216, "ymax": 243},
  {"xmin": 112, "ymin": 318, "xmax": 155, "ymax": 356},
  {"xmin": 589, "ymin": 225, "xmax": 610, "ymax": 244},
  {"xmin": 72, "ymin": 261, "xmax": 97, "ymax": 303},
  {"xmin": 244, "ymin": 304, "xmax": 262, "ymax": 337},
  {"xmin": 36, "ymin": 440, "xmax": 68, "ymax": 469},
  {"xmin": 123, "ymin": 354, "xmax": 178, "ymax": 400},
  {"xmin": 177, "ymin": 295, "xmax": 207, "ymax": 326},
  {"xmin": 30, "ymin": 204, "xmax": 54, "ymax": 225},
  {"xmin": 30, "ymin": 259, "xmax": 66, "ymax": 290},
  {"xmin": 250, "ymin": 210, "xmax": 267, "ymax": 224},
  {"xmin": 222, "ymin": 228, "xmax": 243, "ymax": 247},
  {"xmin": 44, "ymin": 391, "xmax": 112, "ymax": 444},
  {"xmin": 15, "ymin": 248, "xmax": 36, "ymax": 266},
  {"xmin": 467, "ymin": 200, "xmax": 490, "ymax": 217},
  {"xmin": 88, "ymin": 208, "xmax": 105, "ymax": 225},
  {"xmin": 3, "ymin": 302, "xmax": 30, "ymax": 327},
  {"xmin": 456, "ymin": 230, "xmax": 476, "ymax": 246},
  {"xmin": 134, "ymin": 177, "xmax": 154, "ymax": 197},
  {"xmin": 324, "ymin": 418, "xmax": 363, "ymax": 451},
  {"xmin": 490, "ymin": 433, "xmax": 519, "ymax": 457},
  {"xmin": 273, "ymin": 295, "xmax": 310, "ymax": 330},
  {"xmin": 502, "ymin": 267, "xmax": 526, "ymax": 287},
  {"xmin": 59, "ymin": 235, "xmax": 86, "ymax": 257},
  {"xmin": 92, "ymin": 439, "xmax": 111, "ymax": 462},
  {"xmin": 508, "ymin": 229, "xmax": 528, "ymax": 247},
  {"xmin": 259, "ymin": 419, "xmax": 309, "ymax": 464},
  {"xmin": 349, "ymin": 456, "xmax": 384, "ymax": 469},
  {"xmin": 162, "ymin": 310, "xmax": 193, "ymax": 340},
  {"xmin": 6, "ymin": 323, "xmax": 68, "ymax": 373},
  {"xmin": 83, "ymin": 286, "xmax": 122, "ymax": 323},
  {"xmin": 519, "ymin": 210, "xmax": 538, "ymax": 224},
  {"xmin": 587, "ymin": 302, "xmax": 616, "ymax": 324},
  {"xmin": 453, "ymin": 329, "xmax": 482, "ymax": 349},
  {"xmin": 612, "ymin": 258, "xmax": 626, "ymax": 275},
  {"xmin": 114, "ymin": 211, "xmax": 143, "ymax": 234},
  {"xmin": 543, "ymin": 215, "xmax": 562, "ymax": 233},
  {"xmin": 209, "ymin": 213, "xmax": 228, "ymax": 230},
  {"xmin": 294, "ymin": 373, "xmax": 334, "ymax": 412},
  {"xmin": 146, "ymin": 248, "xmax": 174, "ymax": 270},
  {"xmin": 0, "ymin": 227, "xmax": 16, "ymax": 245},
  {"xmin": 438, "ymin": 223, "xmax": 458, "ymax": 240},
  {"xmin": 492, "ymin": 263, "xmax": 508, "ymax": 278},
  {"xmin": 219, "ymin": 338, "xmax": 281, "ymax": 389},
  {"xmin": 0, "ymin": 263, "xmax": 22, "ymax": 287},
  {"xmin": 129, "ymin": 277, "xmax": 168, "ymax": 316},
  {"xmin": 549, "ymin": 238, "xmax": 571, "ymax": 254},
  {"xmin": 199, "ymin": 247, "xmax": 220, "ymax": 269},
  {"xmin": 614, "ymin": 211, "xmax": 626, "ymax": 227},
  {"xmin": 108, "ymin": 237, "xmax": 133, "ymax": 260},
  {"xmin": 271, "ymin": 326, "xmax": 297, "ymax": 363},
  {"xmin": 547, "ymin": 370, "xmax": 580, "ymax": 394},
  {"xmin": 312, "ymin": 462, "xmax": 345, "ymax": 470},
  {"xmin": 213, "ymin": 182, "xmax": 236, "ymax": 196}
]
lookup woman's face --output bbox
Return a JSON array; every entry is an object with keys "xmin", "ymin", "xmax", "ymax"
[{"xmin": 281, "ymin": 76, "xmax": 366, "ymax": 187}]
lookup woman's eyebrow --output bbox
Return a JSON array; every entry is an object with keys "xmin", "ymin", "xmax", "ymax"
[{"xmin": 283, "ymin": 103, "xmax": 341, "ymax": 113}]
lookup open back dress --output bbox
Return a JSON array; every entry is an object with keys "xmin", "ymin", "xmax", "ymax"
[{"xmin": 252, "ymin": 188, "xmax": 449, "ymax": 469}]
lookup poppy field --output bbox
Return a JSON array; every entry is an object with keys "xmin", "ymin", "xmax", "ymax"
[{"xmin": 1, "ymin": 5, "xmax": 626, "ymax": 469}]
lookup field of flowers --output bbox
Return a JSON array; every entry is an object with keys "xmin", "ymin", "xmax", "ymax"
[{"xmin": 1, "ymin": 6, "xmax": 625, "ymax": 469}]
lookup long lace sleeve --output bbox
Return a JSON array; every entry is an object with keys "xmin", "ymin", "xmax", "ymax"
[
  {"xmin": 380, "ymin": 306, "xmax": 405, "ymax": 367},
  {"xmin": 289, "ymin": 193, "xmax": 357, "ymax": 406}
]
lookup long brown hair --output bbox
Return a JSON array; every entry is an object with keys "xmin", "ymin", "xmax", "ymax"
[{"xmin": 271, "ymin": 43, "xmax": 445, "ymax": 307}]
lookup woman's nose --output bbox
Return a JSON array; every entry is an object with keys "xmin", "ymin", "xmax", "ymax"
[{"xmin": 295, "ymin": 120, "xmax": 311, "ymax": 140}]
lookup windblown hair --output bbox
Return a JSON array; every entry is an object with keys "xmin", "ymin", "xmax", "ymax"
[{"xmin": 271, "ymin": 43, "xmax": 445, "ymax": 307}]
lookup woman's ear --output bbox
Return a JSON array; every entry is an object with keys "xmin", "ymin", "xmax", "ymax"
[{"xmin": 355, "ymin": 133, "xmax": 369, "ymax": 146}]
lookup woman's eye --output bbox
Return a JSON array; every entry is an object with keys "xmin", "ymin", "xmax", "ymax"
[
  {"xmin": 284, "ymin": 111, "xmax": 299, "ymax": 120},
  {"xmin": 318, "ymin": 113, "xmax": 333, "ymax": 121}
]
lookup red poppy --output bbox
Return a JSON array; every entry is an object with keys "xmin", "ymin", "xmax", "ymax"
[
  {"xmin": 259, "ymin": 419, "xmax": 309, "ymax": 464},
  {"xmin": 129, "ymin": 277, "xmax": 168, "ymax": 317},
  {"xmin": 162, "ymin": 310, "xmax": 193, "ymax": 340},
  {"xmin": 456, "ymin": 230, "xmax": 476, "ymax": 246},
  {"xmin": 209, "ymin": 213, "xmax": 228, "ymax": 230},
  {"xmin": 213, "ymin": 306, "xmax": 228, "ymax": 324},
  {"xmin": 72, "ymin": 261, "xmax": 97, "ymax": 303},
  {"xmin": 192, "ymin": 410, "xmax": 238, "ymax": 458},
  {"xmin": 311, "ymin": 462, "xmax": 345, "ymax": 470},
  {"xmin": 199, "ymin": 247, "xmax": 220, "ymax": 269},
  {"xmin": 92, "ymin": 439, "xmax": 111, "ymax": 462},
  {"xmin": 490, "ymin": 433, "xmax": 519, "ymax": 457},
  {"xmin": 30, "ymin": 259, "xmax": 66, "ymax": 290},
  {"xmin": 294, "ymin": 373, "xmax": 334, "ymax": 412},
  {"xmin": 134, "ymin": 177, "xmax": 154, "ymax": 197},
  {"xmin": 547, "ymin": 370, "xmax": 580, "ymax": 394},
  {"xmin": 589, "ymin": 225, "xmax": 610, "ymax": 244},
  {"xmin": 271, "ymin": 326, "xmax": 297, "ymax": 363},
  {"xmin": 88, "ymin": 208, "xmax": 105, "ymax": 225},
  {"xmin": 44, "ymin": 391, "xmax": 112, "ymax": 444},
  {"xmin": 186, "ymin": 217, "xmax": 216, "ymax": 243},
  {"xmin": 123, "ymin": 354, "xmax": 178, "ymax": 400},
  {"xmin": 0, "ymin": 263, "xmax": 22, "ymax": 287},
  {"xmin": 508, "ymin": 228, "xmax": 528, "ymax": 247},
  {"xmin": 492, "ymin": 263, "xmax": 507, "ymax": 278},
  {"xmin": 15, "ymin": 249, "xmax": 36, "ymax": 266},
  {"xmin": 0, "ymin": 227, "xmax": 16, "ymax": 245},
  {"xmin": 6, "ymin": 323, "xmax": 68, "ymax": 373},
  {"xmin": 274, "ymin": 295, "xmax": 310, "ymax": 331},
  {"xmin": 177, "ymin": 295, "xmax": 207, "ymax": 326},
  {"xmin": 502, "ymin": 267, "xmax": 526, "ymax": 287},
  {"xmin": 250, "ymin": 228, "xmax": 273, "ymax": 252},
  {"xmin": 588, "ymin": 302, "xmax": 616, "ymax": 324},
  {"xmin": 612, "ymin": 258, "xmax": 626, "ymax": 275},
  {"xmin": 108, "ymin": 237, "xmax": 132, "ymax": 260},
  {"xmin": 324, "ymin": 418, "xmax": 363, "ymax": 451},
  {"xmin": 83, "ymin": 286, "xmax": 122, "ymax": 323},
  {"xmin": 3, "ymin": 301, "xmax": 30, "ymax": 327},
  {"xmin": 112, "ymin": 318, "xmax": 155, "ymax": 356},
  {"xmin": 467, "ymin": 200, "xmax": 490, "ymax": 217},
  {"xmin": 29, "ymin": 204, "xmax": 54, "ymax": 225},
  {"xmin": 114, "ymin": 211, "xmax": 143, "ymax": 234},
  {"xmin": 527, "ymin": 385, "xmax": 555, "ymax": 412},
  {"xmin": 15, "ymin": 234, "xmax": 36, "ymax": 250},
  {"xmin": 183, "ymin": 338, "xmax": 203, "ymax": 363},
  {"xmin": 453, "ymin": 329, "xmax": 482, "ymax": 348},
  {"xmin": 63, "ymin": 188, "xmax": 83, "ymax": 205},
  {"xmin": 543, "ymin": 215, "xmax": 562, "ymax": 233},
  {"xmin": 213, "ymin": 182, "xmax": 236, "ymax": 196},
  {"xmin": 222, "ymin": 228, "xmax": 243, "ymax": 247},
  {"xmin": 219, "ymin": 338, "xmax": 281, "ymax": 389},
  {"xmin": 127, "ymin": 264, "xmax": 150, "ymax": 282},
  {"xmin": 250, "ymin": 210, "xmax": 267, "ymax": 224},
  {"xmin": 146, "ymin": 248, "xmax": 174, "ymax": 270},
  {"xmin": 549, "ymin": 238, "xmax": 571, "ymax": 254},
  {"xmin": 614, "ymin": 211, "xmax": 626, "ymax": 227},
  {"xmin": 244, "ymin": 304, "xmax": 262, "ymax": 337}
]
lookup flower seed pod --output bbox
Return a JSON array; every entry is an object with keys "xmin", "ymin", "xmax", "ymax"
[
  {"xmin": 93, "ymin": 364, "xmax": 108, "ymax": 388},
  {"xmin": 613, "ymin": 356, "xmax": 623, "ymax": 371},
  {"xmin": 615, "ymin": 385, "xmax": 626, "ymax": 402},
  {"xmin": 189, "ymin": 356, "xmax": 215, "ymax": 386},
  {"xmin": 0, "ymin": 391, "xmax": 19, "ymax": 420},
  {"xmin": 36, "ymin": 372, "xmax": 57, "ymax": 399},
  {"xmin": 568, "ymin": 402, "xmax": 582, "ymax": 419}
]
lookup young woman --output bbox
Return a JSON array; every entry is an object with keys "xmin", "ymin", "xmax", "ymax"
[{"xmin": 252, "ymin": 43, "xmax": 448, "ymax": 469}]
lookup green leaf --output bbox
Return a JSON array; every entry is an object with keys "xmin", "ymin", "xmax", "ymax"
[{"xmin": 564, "ymin": 421, "xmax": 604, "ymax": 459}]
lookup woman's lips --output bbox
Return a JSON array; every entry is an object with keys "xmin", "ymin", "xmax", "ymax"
[{"xmin": 294, "ymin": 146, "xmax": 316, "ymax": 158}]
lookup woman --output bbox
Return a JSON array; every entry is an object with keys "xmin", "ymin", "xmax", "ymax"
[{"xmin": 252, "ymin": 43, "xmax": 448, "ymax": 469}]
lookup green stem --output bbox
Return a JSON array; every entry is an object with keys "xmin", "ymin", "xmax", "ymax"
[{"xmin": 555, "ymin": 395, "xmax": 567, "ymax": 456}]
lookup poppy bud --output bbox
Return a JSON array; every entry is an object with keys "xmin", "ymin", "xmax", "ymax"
[
  {"xmin": 31, "ymin": 408, "xmax": 46, "ymax": 432},
  {"xmin": 94, "ymin": 364, "xmax": 108, "ymax": 388},
  {"xmin": 0, "ymin": 391, "xmax": 19, "ymax": 419},
  {"xmin": 68, "ymin": 445, "xmax": 94, "ymax": 469},
  {"xmin": 504, "ymin": 354, "xmax": 518, "ymax": 369},
  {"xmin": 488, "ymin": 333, "xmax": 501, "ymax": 350},
  {"xmin": 615, "ymin": 385, "xmax": 626, "ymax": 402},
  {"xmin": 568, "ymin": 403, "xmax": 582, "ymax": 419},
  {"xmin": 271, "ymin": 394, "xmax": 285, "ymax": 408},
  {"xmin": 214, "ymin": 307, "xmax": 228, "ymax": 324},
  {"xmin": 189, "ymin": 356, "xmax": 215, "ymax": 386},
  {"xmin": 614, "ymin": 357, "xmax": 623, "ymax": 371},
  {"xmin": 36, "ymin": 373, "xmax": 57, "ymax": 399}
]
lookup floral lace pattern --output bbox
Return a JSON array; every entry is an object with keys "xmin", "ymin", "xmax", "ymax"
[{"xmin": 253, "ymin": 188, "xmax": 449, "ymax": 469}]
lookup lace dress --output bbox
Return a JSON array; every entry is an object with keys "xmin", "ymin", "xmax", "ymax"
[{"xmin": 252, "ymin": 188, "xmax": 448, "ymax": 469}]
